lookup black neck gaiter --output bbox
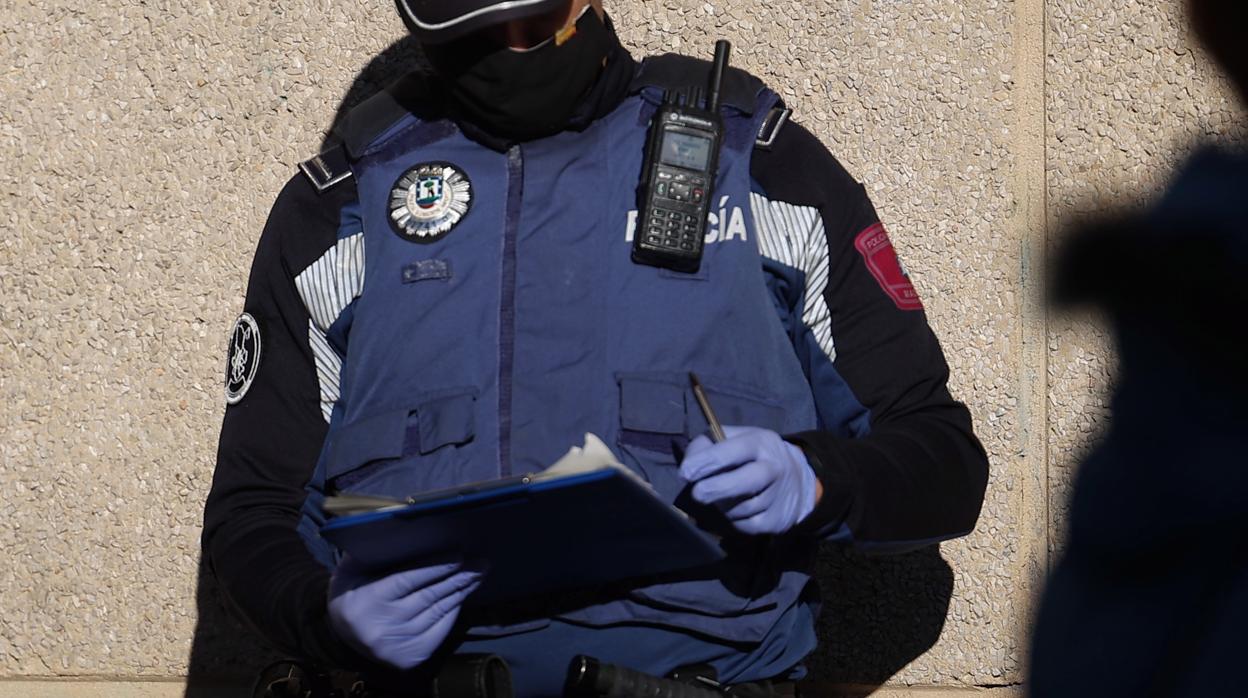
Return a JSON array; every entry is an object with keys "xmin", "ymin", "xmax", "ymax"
[{"xmin": 423, "ymin": 9, "xmax": 621, "ymax": 143}]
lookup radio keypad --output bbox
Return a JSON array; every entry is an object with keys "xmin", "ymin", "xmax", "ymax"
[
  {"xmin": 644, "ymin": 165, "xmax": 711, "ymax": 257},
  {"xmin": 649, "ymin": 204, "xmax": 703, "ymax": 247}
]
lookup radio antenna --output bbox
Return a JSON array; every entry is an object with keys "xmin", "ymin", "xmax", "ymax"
[{"xmin": 706, "ymin": 40, "xmax": 731, "ymax": 113}]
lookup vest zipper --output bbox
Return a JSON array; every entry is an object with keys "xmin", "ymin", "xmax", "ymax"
[{"xmin": 498, "ymin": 145, "xmax": 523, "ymax": 477}]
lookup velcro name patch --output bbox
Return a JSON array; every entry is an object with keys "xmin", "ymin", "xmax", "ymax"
[{"xmin": 401, "ymin": 259, "xmax": 453, "ymax": 283}]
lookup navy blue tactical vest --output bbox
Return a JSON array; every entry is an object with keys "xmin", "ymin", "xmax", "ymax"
[{"xmin": 300, "ymin": 60, "xmax": 836, "ymax": 644}]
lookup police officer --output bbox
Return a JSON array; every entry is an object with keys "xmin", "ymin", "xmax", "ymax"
[{"xmin": 204, "ymin": 1, "xmax": 989, "ymax": 695}]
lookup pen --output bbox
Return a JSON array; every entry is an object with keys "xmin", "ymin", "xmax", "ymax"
[{"xmin": 689, "ymin": 372, "xmax": 727, "ymax": 443}]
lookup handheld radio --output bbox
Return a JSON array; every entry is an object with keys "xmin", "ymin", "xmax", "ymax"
[{"xmin": 632, "ymin": 41, "xmax": 732, "ymax": 273}]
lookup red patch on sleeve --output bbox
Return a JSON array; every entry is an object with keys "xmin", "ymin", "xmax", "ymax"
[{"xmin": 853, "ymin": 223, "xmax": 923, "ymax": 311}]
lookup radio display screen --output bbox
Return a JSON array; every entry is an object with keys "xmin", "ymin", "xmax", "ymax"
[{"xmin": 660, "ymin": 132, "xmax": 711, "ymax": 171}]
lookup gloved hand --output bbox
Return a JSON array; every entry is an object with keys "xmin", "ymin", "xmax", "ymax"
[
  {"xmin": 679, "ymin": 425, "xmax": 820, "ymax": 536},
  {"xmin": 328, "ymin": 555, "xmax": 484, "ymax": 670}
]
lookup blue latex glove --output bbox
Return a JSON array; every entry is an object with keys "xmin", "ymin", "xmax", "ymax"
[
  {"xmin": 328, "ymin": 555, "xmax": 484, "ymax": 670},
  {"xmin": 679, "ymin": 425, "xmax": 819, "ymax": 535}
]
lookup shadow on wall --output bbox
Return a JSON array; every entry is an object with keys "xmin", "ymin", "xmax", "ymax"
[
  {"xmin": 806, "ymin": 545, "xmax": 954, "ymax": 689},
  {"xmin": 183, "ymin": 37, "xmax": 428, "ymax": 698},
  {"xmin": 321, "ymin": 36, "xmax": 430, "ymax": 151},
  {"xmin": 183, "ymin": 35, "xmax": 954, "ymax": 696},
  {"xmin": 185, "ymin": 557, "xmax": 283, "ymax": 697}
]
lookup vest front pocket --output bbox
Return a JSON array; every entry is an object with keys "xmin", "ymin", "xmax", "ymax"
[
  {"xmin": 614, "ymin": 371, "xmax": 790, "ymax": 502},
  {"xmin": 581, "ymin": 372, "xmax": 809, "ymax": 641},
  {"xmin": 326, "ymin": 386, "xmax": 479, "ymax": 497},
  {"xmin": 615, "ymin": 373, "xmax": 690, "ymax": 503}
]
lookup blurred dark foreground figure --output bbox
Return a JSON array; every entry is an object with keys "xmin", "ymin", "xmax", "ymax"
[{"xmin": 1029, "ymin": 2, "xmax": 1248, "ymax": 695}]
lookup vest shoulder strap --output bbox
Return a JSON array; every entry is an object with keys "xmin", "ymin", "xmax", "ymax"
[
  {"xmin": 300, "ymin": 72, "xmax": 436, "ymax": 193},
  {"xmin": 630, "ymin": 53, "xmax": 788, "ymax": 148},
  {"xmin": 631, "ymin": 53, "xmax": 765, "ymax": 114},
  {"xmin": 298, "ymin": 145, "xmax": 352, "ymax": 193},
  {"xmin": 753, "ymin": 105, "xmax": 792, "ymax": 151}
]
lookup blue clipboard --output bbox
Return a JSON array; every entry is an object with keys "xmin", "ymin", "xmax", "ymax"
[{"xmin": 320, "ymin": 468, "xmax": 726, "ymax": 605}]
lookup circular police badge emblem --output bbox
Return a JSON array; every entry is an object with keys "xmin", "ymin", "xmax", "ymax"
[
  {"xmin": 388, "ymin": 162, "xmax": 472, "ymax": 243},
  {"xmin": 224, "ymin": 313, "xmax": 261, "ymax": 405}
]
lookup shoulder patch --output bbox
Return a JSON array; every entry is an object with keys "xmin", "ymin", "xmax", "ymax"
[
  {"xmin": 854, "ymin": 223, "xmax": 924, "ymax": 311},
  {"xmin": 225, "ymin": 313, "xmax": 262, "ymax": 405}
]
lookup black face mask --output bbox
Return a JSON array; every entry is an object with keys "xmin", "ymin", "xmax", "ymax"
[{"xmin": 423, "ymin": 8, "xmax": 615, "ymax": 142}]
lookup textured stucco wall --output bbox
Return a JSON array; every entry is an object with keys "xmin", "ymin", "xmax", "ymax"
[{"xmin": 0, "ymin": 0, "xmax": 1242, "ymax": 690}]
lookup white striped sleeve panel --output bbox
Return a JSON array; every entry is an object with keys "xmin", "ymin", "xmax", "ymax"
[
  {"xmin": 749, "ymin": 192, "xmax": 836, "ymax": 363},
  {"xmin": 294, "ymin": 232, "xmax": 365, "ymax": 422}
]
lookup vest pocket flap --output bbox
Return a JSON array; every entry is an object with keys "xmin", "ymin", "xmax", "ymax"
[
  {"xmin": 412, "ymin": 387, "xmax": 478, "ymax": 455},
  {"xmin": 326, "ymin": 388, "xmax": 478, "ymax": 480},
  {"xmin": 327, "ymin": 408, "xmax": 410, "ymax": 480},
  {"xmin": 687, "ymin": 382, "xmax": 787, "ymax": 436},
  {"xmin": 618, "ymin": 372, "xmax": 788, "ymax": 437},
  {"xmin": 618, "ymin": 375, "xmax": 687, "ymax": 434}
]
